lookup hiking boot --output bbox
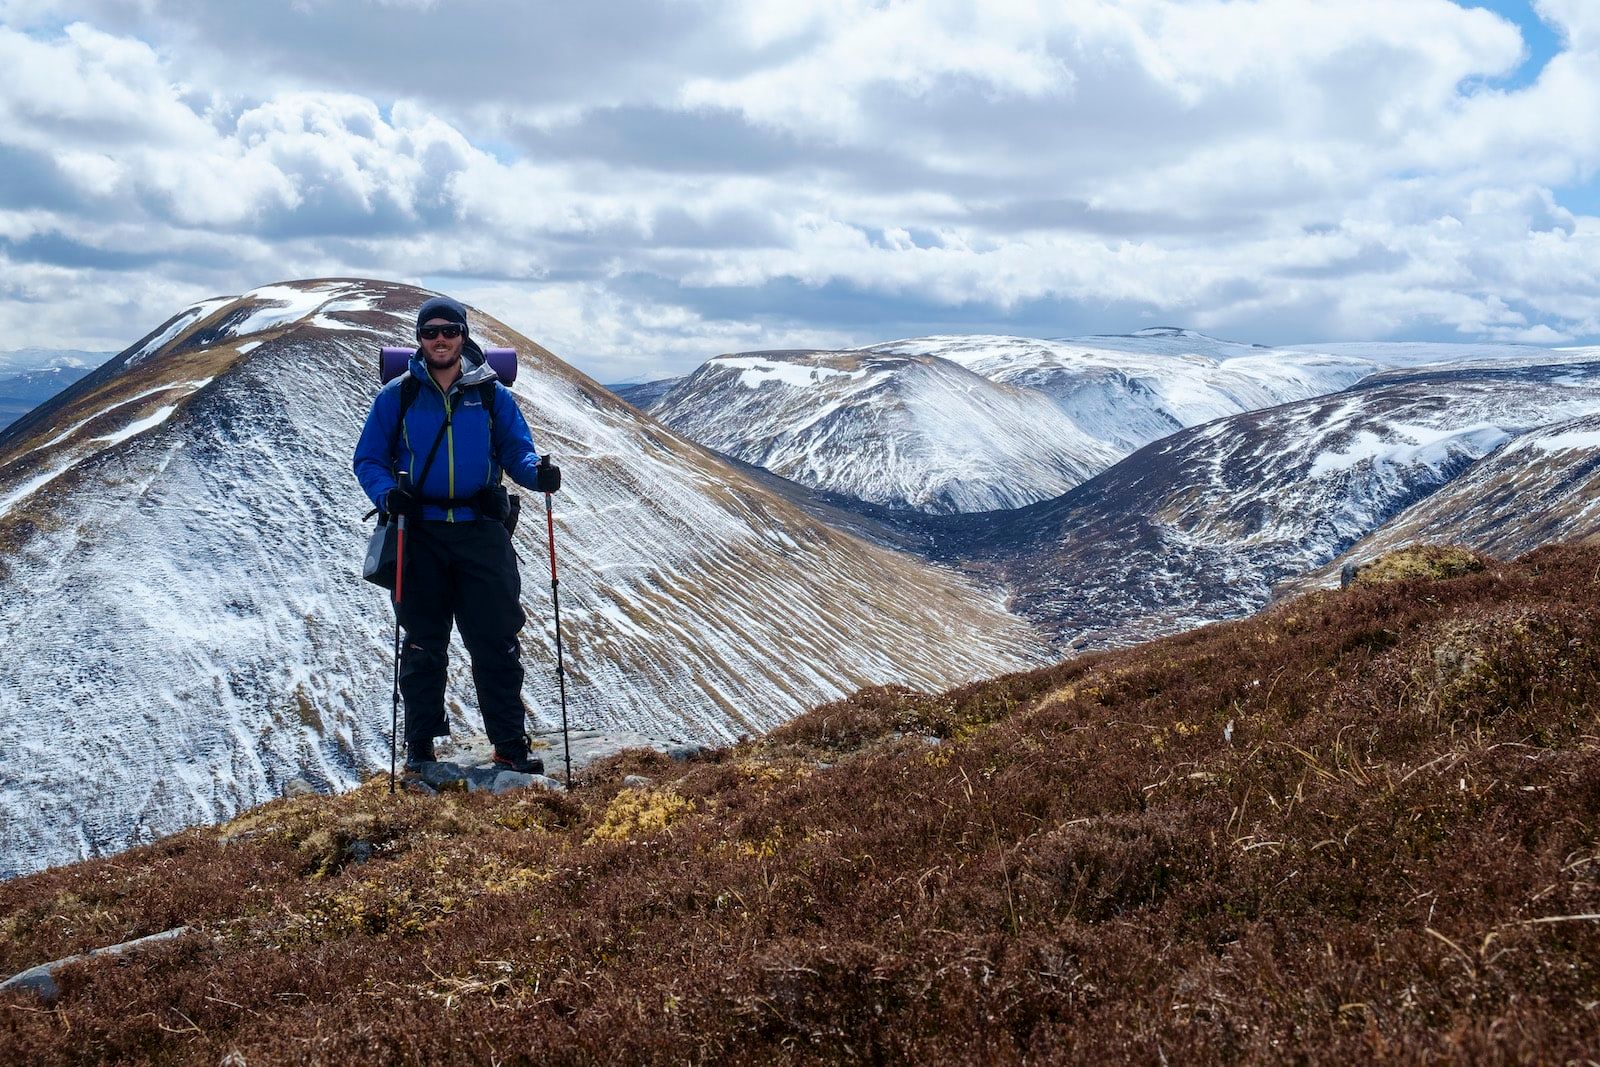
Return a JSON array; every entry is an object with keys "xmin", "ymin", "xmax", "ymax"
[
  {"xmin": 492, "ymin": 738, "xmax": 544, "ymax": 775},
  {"xmin": 404, "ymin": 737, "xmax": 437, "ymax": 771}
]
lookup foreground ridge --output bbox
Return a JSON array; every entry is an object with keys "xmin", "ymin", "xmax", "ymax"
[{"xmin": 3, "ymin": 543, "xmax": 1599, "ymax": 1063}]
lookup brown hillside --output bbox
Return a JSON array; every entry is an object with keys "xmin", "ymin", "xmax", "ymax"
[{"xmin": 3, "ymin": 543, "xmax": 1599, "ymax": 1064}]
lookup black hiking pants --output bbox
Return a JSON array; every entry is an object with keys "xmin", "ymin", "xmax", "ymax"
[{"xmin": 396, "ymin": 519, "xmax": 527, "ymax": 748}]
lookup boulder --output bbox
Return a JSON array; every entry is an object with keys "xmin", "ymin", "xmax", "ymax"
[
  {"xmin": 491, "ymin": 771, "xmax": 534, "ymax": 794},
  {"xmin": 0, "ymin": 927, "xmax": 193, "ymax": 1003},
  {"xmin": 416, "ymin": 761, "xmax": 467, "ymax": 790}
]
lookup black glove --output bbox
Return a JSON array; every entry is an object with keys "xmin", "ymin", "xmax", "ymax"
[
  {"xmin": 536, "ymin": 456, "xmax": 561, "ymax": 494},
  {"xmin": 385, "ymin": 486, "xmax": 420, "ymax": 518}
]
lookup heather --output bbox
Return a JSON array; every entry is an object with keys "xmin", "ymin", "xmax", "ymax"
[{"xmin": 3, "ymin": 543, "xmax": 1599, "ymax": 1064}]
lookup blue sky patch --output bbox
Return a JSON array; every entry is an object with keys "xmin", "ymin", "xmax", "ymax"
[{"xmin": 1457, "ymin": 0, "xmax": 1564, "ymax": 90}]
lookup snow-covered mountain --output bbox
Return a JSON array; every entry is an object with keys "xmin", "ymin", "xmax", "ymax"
[
  {"xmin": 609, "ymin": 377, "xmax": 682, "ymax": 410},
  {"xmin": 0, "ymin": 347, "xmax": 112, "ymax": 376},
  {"xmin": 0, "ymin": 349, "xmax": 113, "ymax": 432},
  {"xmin": 1302, "ymin": 409, "xmax": 1600, "ymax": 584},
  {"xmin": 648, "ymin": 329, "xmax": 1387, "ymax": 511},
  {"xmin": 952, "ymin": 357, "xmax": 1600, "ymax": 649},
  {"xmin": 648, "ymin": 349, "xmax": 1120, "ymax": 512},
  {"xmin": 884, "ymin": 332, "xmax": 1384, "ymax": 455},
  {"xmin": 0, "ymin": 279, "xmax": 1049, "ymax": 878}
]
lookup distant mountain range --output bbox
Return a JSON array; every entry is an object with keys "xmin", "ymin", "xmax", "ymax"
[
  {"xmin": 644, "ymin": 333, "xmax": 1600, "ymax": 650},
  {"xmin": 0, "ymin": 349, "xmax": 113, "ymax": 432},
  {"xmin": 631, "ymin": 329, "xmax": 1509, "ymax": 513}
]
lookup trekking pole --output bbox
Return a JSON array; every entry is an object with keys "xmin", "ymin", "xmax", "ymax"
[
  {"xmin": 390, "ymin": 471, "xmax": 410, "ymax": 796},
  {"xmin": 541, "ymin": 463, "xmax": 573, "ymax": 790}
]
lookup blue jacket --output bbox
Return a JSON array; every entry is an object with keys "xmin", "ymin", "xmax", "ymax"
[{"xmin": 353, "ymin": 347, "xmax": 543, "ymax": 522}]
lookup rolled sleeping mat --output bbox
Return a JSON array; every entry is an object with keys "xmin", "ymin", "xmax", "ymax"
[{"xmin": 379, "ymin": 346, "xmax": 518, "ymax": 386}]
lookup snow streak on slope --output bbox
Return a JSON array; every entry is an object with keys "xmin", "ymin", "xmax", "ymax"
[
  {"xmin": 0, "ymin": 280, "xmax": 1048, "ymax": 878},
  {"xmin": 957, "ymin": 359, "xmax": 1600, "ymax": 649},
  {"xmin": 653, "ymin": 350, "xmax": 1119, "ymax": 513}
]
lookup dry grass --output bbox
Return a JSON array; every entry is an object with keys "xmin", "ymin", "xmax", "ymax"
[
  {"xmin": 3, "ymin": 542, "xmax": 1600, "ymax": 1064},
  {"xmin": 1352, "ymin": 543, "xmax": 1489, "ymax": 586}
]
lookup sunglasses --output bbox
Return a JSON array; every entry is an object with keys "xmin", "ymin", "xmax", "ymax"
[{"xmin": 418, "ymin": 324, "xmax": 463, "ymax": 340}]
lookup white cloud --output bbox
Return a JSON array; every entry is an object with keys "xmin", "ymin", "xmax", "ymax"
[
  {"xmin": 1536, "ymin": 0, "xmax": 1600, "ymax": 50},
  {"xmin": 1, "ymin": 1, "xmax": 1599, "ymax": 377},
  {"xmin": 0, "ymin": 23, "xmax": 214, "ymax": 148},
  {"xmin": 451, "ymin": 278, "xmax": 861, "ymax": 382}
]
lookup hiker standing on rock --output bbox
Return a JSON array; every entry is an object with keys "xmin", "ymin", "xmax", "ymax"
[{"xmin": 353, "ymin": 295, "xmax": 561, "ymax": 774}]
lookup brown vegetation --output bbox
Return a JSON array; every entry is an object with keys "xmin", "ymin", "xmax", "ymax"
[{"xmin": 3, "ymin": 543, "xmax": 1599, "ymax": 1064}]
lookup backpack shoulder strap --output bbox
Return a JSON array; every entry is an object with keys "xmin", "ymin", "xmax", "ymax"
[
  {"xmin": 398, "ymin": 374, "xmax": 422, "ymax": 422},
  {"xmin": 480, "ymin": 381, "xmax": 500, "ymax": 482},
  {"xmin": 392, "ymin": 373, "xmax": 441, "ymax": 483}
]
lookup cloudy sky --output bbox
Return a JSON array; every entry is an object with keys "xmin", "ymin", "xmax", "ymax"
[{"xmin": 1, "ymin": 0, "xmax": 1598, "ymax": 381}]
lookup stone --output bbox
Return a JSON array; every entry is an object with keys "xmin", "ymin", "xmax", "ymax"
[
  {"xmin": 490, "ymin": 771, "xmax": 564, "ymax": 794},
  {"xmin": 0, "ymin": 927, "xmax": 192, "ymax": 1003},
  {"xmin": 621, "ymin": 774, "xmax": 654, "ymax": 789},
  {"xmin": 666, "ymin": 743, "xmax": 709, "ymax": 762},
  {"xmin": 491, "ymin": 771, "xmax": 535, "ymax": 794},
  {"xmin": 417, "ymin": 761, "xmax": 467, "ymax": 790},
  {"xmin": 282, "ymin": 778, "xmax": 317, "ymax": 799}
]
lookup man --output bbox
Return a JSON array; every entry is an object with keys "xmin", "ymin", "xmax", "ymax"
[{"xmin": 353, "ymin": 295, "xmax": 560, "ymax": 774}]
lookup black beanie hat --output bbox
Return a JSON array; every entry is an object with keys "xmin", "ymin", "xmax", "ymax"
[{"xmin": 416, "ymin": 296, "xmax": 469, "ymax": 334}]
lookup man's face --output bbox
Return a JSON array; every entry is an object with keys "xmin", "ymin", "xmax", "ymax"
[{"xmin": 418, "ymin": 317, "xmax": 464, "ymax": 370}]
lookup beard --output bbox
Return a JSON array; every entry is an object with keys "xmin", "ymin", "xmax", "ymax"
[{"xmin": 425, "ymin": 346, "xmax": 461, "ymax": 369}]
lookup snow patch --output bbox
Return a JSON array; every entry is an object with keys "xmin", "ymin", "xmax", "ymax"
[
  {"xmin": 225, "ymin": 283, "xmax": 354, "ymax": 339},
  {"xmin": 1309, "ymin": 423, "xmax": 1511, "ymax": 477},
  {"xmin": 126, "ymin": 298, "xmax": 233, "ymax": 367},
  {"xmin": 1529, "ymin": 428, "xmax": 1600, "ymax": 453},
  {"xmin": 717, "ymin": 357, "xmax": 868, "ymax": 390},
  {"xmin": 91, "ymin": 404, "xmax": 178, "ymax": 447}
]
